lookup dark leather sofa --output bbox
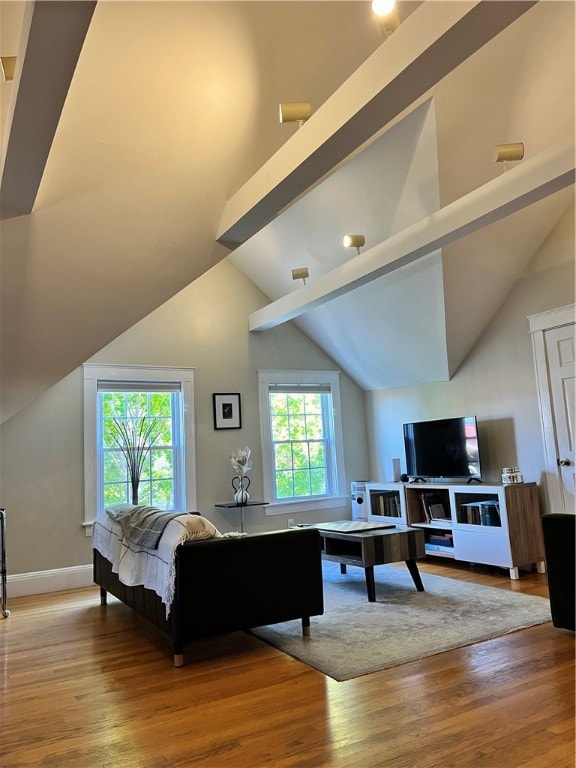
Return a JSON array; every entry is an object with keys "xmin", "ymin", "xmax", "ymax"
[
  {"xmin": 94, "ymin": 527, "xmax": 324, "ymax": 665},
  {"xmin": 541, "ymin": 513, "xmax": 575, "ymax": 631}
]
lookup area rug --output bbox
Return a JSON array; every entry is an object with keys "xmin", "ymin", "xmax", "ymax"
[{"xmin": 251, "ymin": 561, "xmax": 552, "ymax": 681}]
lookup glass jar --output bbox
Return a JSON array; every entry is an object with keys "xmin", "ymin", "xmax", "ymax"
[{"xmin": 502, "ymin": 467, "xmax": 523, "ymax": 484}]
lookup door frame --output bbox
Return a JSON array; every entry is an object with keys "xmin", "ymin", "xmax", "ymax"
[{"xmin": 528, "ymin": 304, "xmax": 575, "ymax": 514}]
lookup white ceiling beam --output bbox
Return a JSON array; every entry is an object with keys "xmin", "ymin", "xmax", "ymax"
[
  {"xmin": 249, "ymin": 140, "xmax": 575, "ymax": 332},
  {"xmin": 217, "ymin": 0, "xmax": 536, "ymax": 248},
  {"xmin": 0, "ymin": 1, "xmax": 97, "ymax": 219}
]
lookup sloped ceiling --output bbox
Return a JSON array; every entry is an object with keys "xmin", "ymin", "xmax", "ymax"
[
  {"xmin": 228, "ymin": 1, "xmax": 574, "ymax": 390},
  {"xmin": 229, "ymin": 98, "xmax": 452, "ymax": 389},
  {"xmin": 0, "ymin": 0, "xmax": 386, "ymax": 423},
  {"xmin": 0, "ymin": 1, "xmax": 574, "ymax": 421}
]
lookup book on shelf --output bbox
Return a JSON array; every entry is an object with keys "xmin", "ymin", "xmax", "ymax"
[
  {"xmin": 419, "ymin": 491, "xmax": 449, "ymax": 523},
  {"xmin": 479, "ymin": 502, "xmax": 501, "ymax": 527},
  {"xmin": 460, "ymin": 500, "xmax": 501, "ymax": 526},
  {"xmin": 375, "ymin": 492, "xmax": 401, "ymax": 518},
  {"xmin": 425, "ymin": 542, "xmax": 454, "ymax": 553},
  {"xmin": 419, "ymin": 492, "xmax": 430, "ymax": 523}
]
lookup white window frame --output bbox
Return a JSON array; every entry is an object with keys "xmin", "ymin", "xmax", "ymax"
[
  {"xmin": 83, "ymin": 364, "xmax": 196, "ymax": 535},
  {"xmin": 258, "ymin": 369, "xmax": 346, "ymax": 515}
]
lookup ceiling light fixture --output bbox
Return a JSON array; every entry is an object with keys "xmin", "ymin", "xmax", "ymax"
[
  {"xmin": 494, "ymin": 142, "xmax": 525, "ymax": 172},
  {"xmin": 0, "ymin": 56, "xmax": 16, "ymax": 82},
  {"xmin": 291, "ymin": 267, "xmax": 309, "ymax": 285},
  {"xmin": 371, "ymin": 0, "xmax": 400, "ymax": 40},
  {"xmin": 343, "ymin": 234, "xmax": 365, "ymax": 255},
  {"xmin": 279, "ymin": 102, "xmax": 311, "ymax": 127}
]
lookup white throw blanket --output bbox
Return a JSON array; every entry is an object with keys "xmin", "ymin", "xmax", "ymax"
[{"xmin": 92, "ymin": 512, "xmax": 221, "ymax": 617}]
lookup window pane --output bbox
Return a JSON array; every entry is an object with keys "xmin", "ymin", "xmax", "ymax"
[
  {"xmin": 152, "ymin": 480, "xmax": 173, "ymax": 509},
  {"xmin": 287, "ymin": 394, "xmax": 305, "ymax": 414},
  {"xmin": 276, "ymin": 471, "xmax": 294, "ymax": 499},
  {"xmin": 306, "ymin": 414, "xmax": 323, "ymax": 439},
  {"xmin": 102, "ymin": 392, "xmax": 126, "ymax": 418},
  {"xmin": 274, "ymin": 443, "xmax": 292, "ymax": 471},
  {"xmin": 126, "ymin": 392, "xmax": 147, "ymax": 415},
  {"xmin": 271, "ymin": 415, "xmax": 289, "ymax": 441},
  {"xmin": 310, "ymin": 468, "xmax": 327, "ymax": 495},
  {"xmin": 293, "ymin": 469, "xmax": 311, "ymax": 496},
  {"xmin": 149, "ymin": 392, "xmax": 171, "ymax": 417},
  {"xmin": 269, "ymin": 393, "xmax": 287, "ymax": 415},
  {"xmin": 103, "ymin": 451, "xmax": 127, "ymax": 482},
  {"xmin": 102, "ymin": 418, "xmax": 119, "ymax": 449},
  {"xmin": 155, "ymin": 417, "xmax": 173, "ymax": 446},
  {"xmin": 104, "ymin": 483, "xmax": 128, "ymax": 506},
  {"xmin": 304, "ymin": 393, "xmax": 322, "ymax": 413},
  {"xmin": 151, "ymin": 449, "xmax": 173, "ymax": 479},
  {"xmin": 292, "ymin": 442, "xmax": 310, "ymax": 469},
  {"xmin": 289, "ymin": 415, "xmax": 306, "ymax": 441},
  {"xmin": 309, "ymin": 442, "xmax": 325, "ymax": 468},
  {"xmin": 137, "ymin": 454, "xmax": 151, "ymax": 481},
  {"xmin": 135, "ymin": 481, "xmax": 151, "ymax": 506}
]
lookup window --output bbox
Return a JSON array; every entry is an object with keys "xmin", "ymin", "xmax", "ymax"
[
  {"xmin": 258, "ymin": 370, "xmax": 346, "ymax": 514},
  {"xmin": 83, "ymin": 365, "xmax": 195, "ymax": 533},
  {"xmin": 99, "ymin": 386, "xmax": 181, "ymax": 509}
]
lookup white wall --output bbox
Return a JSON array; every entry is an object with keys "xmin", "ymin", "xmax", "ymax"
[
  {"xmin": 365, "ymin": 202, "xmax": 575, "ymax": 512},
  {"xmin": 0, "ymin": 259, "xmax": 369, "ymax": 578},
  {"xmin": 1, "ymin": 200, "xmax": 573, "ymax": 585}
]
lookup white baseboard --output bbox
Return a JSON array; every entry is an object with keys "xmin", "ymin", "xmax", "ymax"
[{"xmin": 7, "ymin": 564, "xmax": 94, "ymax": 598}]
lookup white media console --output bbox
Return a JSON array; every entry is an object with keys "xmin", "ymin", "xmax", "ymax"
[{"xmin": 363, "ymin": 481, "xmax": 546, "ymax": 580}]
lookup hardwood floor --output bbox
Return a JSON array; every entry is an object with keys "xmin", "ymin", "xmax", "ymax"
[{"xmin": 1, "ymin": 560, "xmax": 573, "ymax": 768}]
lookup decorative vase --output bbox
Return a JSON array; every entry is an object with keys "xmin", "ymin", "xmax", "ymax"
[
  {"xmin": 131, "ymin": 476, "xmax": 140, "ymax": 505},
  {"xmin": 232, "ymin": 475, "xmax": 251, "ymax": 505}
]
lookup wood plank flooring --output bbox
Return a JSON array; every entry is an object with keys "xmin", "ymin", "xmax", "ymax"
[{"xmin": 0, "ymin": 560, "xmax": 573, "ymax": 768}]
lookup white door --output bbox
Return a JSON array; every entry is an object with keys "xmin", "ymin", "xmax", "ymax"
[
  {"xmin": 530, "ymin": 305, "xmax": 575, "ymax": 514},
  {"xmin": 545, "ymin": 324, "xmax": 575, "ymax": 512}
]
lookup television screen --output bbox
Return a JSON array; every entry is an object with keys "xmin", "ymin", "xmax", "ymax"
[{"xmin": 403, "ymin": 416, "xmax": 481, "ymax": 480}]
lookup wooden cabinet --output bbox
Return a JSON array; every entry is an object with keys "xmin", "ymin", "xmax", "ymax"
[{"xmin": 368, "ymin": 482, "xmax": 545, "ymax": 580}]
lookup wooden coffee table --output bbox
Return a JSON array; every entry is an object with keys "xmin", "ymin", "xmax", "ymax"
[{"xmin": 315, "ymin": 523, "xmax": 426, "ymax": 602}]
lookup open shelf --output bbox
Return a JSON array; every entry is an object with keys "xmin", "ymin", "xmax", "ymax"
[
  {"xmin": 412, "ymin": 521, "xmax": 452, "ymax": 530},
  {"xmin": 425, "ymin": 544, "xmax": 455, "ymax": 558},
  {"xmin": 365, "ymin": 483, "xmax": 406, "ymax": 525}
]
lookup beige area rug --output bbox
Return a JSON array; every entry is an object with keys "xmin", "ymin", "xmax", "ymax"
[{"xmin": 251, "ymin": 561, "xmax": 552, "ymax": 681}]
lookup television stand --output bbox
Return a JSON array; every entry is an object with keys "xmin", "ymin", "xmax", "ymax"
[
  {"xmin": 466, "ymin": 477, "xmax": 483, "ymax": 484},
  {"xmin": 401, "ymin": 481, "xmax": 546, "ymax": 580}
]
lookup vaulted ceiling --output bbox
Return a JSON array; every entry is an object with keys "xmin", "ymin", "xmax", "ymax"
[{"xmin": 1, "ymin": 1, "xmax": 574, "ymax": 422}]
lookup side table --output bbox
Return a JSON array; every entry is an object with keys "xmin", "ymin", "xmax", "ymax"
[{"xmin": 214, "ymin": 501, "xmax": 268, "ymax": 533}]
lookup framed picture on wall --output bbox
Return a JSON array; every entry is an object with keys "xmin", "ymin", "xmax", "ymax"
[{"xmin": 213, "ymin": 393, "xmax": 242, "ymax": 430}]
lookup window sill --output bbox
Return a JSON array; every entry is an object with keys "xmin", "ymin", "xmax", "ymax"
[{"xmin": 264, "ymin": 496, "xmax": 347, "ymax": 516}]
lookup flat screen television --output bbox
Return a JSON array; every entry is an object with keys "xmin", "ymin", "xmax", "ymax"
[{"xmin": 403, "ymin": 416, "xmax": 482, "ymax": 480}]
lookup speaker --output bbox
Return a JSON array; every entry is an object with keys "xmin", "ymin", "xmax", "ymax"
[
  {"xmin": 384, "ymin": 458, "xmax": 401, "ymax": 482},
  {"xmin": 351, "ymin": 481, "xmax": 371, "ymax": 520}
]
